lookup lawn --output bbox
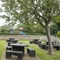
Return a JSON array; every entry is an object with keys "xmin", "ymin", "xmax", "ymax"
[
  {"xmin": 0, "ymin": 40, "xmax": 60, "ymax": 60},
  {"xmin": 0, "ymin": 40, "xmax": 6, "ymax": 59}
]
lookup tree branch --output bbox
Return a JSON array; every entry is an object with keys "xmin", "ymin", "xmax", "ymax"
[{"xmin": 34, "ymin": 11, "xmax": 45, "ymax": 28}]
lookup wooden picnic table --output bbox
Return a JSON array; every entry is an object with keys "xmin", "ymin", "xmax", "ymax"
[{"xmin": 10, "ymin": 43, "xmax": 29, "ymax": 56}]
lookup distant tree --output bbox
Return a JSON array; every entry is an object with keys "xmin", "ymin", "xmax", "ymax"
[
  {"xmin": 50, "ymin": 23, "xmax": 58, "ymax": 35},
  {"xmin": 0, "ymin": 25, "xmax": 9, "ymax": 34}
]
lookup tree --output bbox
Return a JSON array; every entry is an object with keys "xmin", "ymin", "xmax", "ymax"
[
  {"xmin": 0, "ymin": 0, "xmax": 60, "ymax": 55},
  {"xmin": 0, "ymin": 25, "xmax": 10, "ymax": 35}
]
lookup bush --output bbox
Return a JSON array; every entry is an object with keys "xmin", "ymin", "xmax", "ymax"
[
  {"xmin": 57, "ymin": 31, "xmax": 60, "ymax": 38},
  {"xmin": 50, "ymin": 23, "xmax": 58, "ymax": 35}
]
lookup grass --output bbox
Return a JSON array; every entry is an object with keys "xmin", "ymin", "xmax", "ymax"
[
  {"xmin": 0, "ymin": 40, "xmax": 60, "ymax": 60},
  {"xmin": 0, "ymin": 40, "xmax": 6, "ymax": 59}
]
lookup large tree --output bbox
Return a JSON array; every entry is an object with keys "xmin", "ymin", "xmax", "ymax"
[{"xmin": 0, "ymin": 0, "xmax": 60, "ymax": 55}]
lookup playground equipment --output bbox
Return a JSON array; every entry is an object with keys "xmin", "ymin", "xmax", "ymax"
[
  {"xmin": 9, "ymin": 27, "xmax": 27, "ymax": 37},
  {"xmin": 19, "ymin": 28, "xmax": 27, "ymax": 37},
  {"xmin": 10, "ymin": 27, "xmax": 14, "ymax": 34}
]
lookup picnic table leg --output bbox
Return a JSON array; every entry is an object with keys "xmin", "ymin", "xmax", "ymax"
[
  {"xmin": 6, "ymin": 52, "xmax": 11, "ymax": 59},
  {"xmin": 18, "ymin": 53, "xmax": 23, "ymax": 60},
  {"xmin": 12, "ymin": 46, "xmax": 25, "ymax": 56}
]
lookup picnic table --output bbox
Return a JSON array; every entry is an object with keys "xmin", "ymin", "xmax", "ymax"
[
  {"xmin": 10, "ymin": 43, "xmax": 29, "ymax": 56},
  {"xmin": 6, "ymin": 39, "xmax": 18, "ymax": 43},
  {"xmin": 53, "ymin": 44, "xmax": 60, "ymax": 50}
]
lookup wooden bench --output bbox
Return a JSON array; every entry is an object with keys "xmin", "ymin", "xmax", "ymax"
[
  {"xmin": 27, "ymin": 48, "xmax": 36, "ymax": 57},
  {"xmin": 6, "ymin": 50, "xmax": 23, "ymax": 60}
]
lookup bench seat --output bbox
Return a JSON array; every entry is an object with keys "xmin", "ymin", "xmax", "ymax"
[
  {"xmin": 6, "ymin": 50, "xmax": 23, "ymax": 60},
  {"xmin": 27, "ymin": 48, "xmax": 36, "ymax": 57}
]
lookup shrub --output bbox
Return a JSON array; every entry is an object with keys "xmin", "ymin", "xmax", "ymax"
[{"xmin": 57, "ymin": 31, "xmax": 60, "ymax": 38}]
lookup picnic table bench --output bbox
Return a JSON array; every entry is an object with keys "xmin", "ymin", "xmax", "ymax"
[
  {"xmin": 6, "ymin": 50, "xmax": 23, "ymax": 60},
  {"xmin": 6, "ymin": 46, "xmax": 12, "ymax": 50},
  {"xmin": 27, "ymin": 48, "xmax": 36, "ymax": 57},
  {"xmin": 53, "ymin": 44, "xmax": 60, "ymax": 50},
  {"xmin": 45, "ymin": 44, "xmax": 60, "ymax": 50}
]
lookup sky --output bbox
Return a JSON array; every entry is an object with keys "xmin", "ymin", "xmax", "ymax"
[
  {"xmin": 0, "ymin": 19, "xmax": 6, "ymax": 26},
  {"xmin": 0, "ymin": 1, "xmax": 6, "ymax": 26}
]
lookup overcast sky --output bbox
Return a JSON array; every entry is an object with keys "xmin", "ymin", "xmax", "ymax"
[
  {"xmin": 0, "ymin": 18, "xmax": 6, "ymax": 26},
  {"xmin": 0, "ymin": 1, "xmax": 6, "ymax": 26}
]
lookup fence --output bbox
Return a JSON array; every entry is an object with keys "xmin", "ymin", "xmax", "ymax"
[
  {"xmin": 0, "ymin": 35, "xmax": 47, "ymax": 40},
  {"xmin": 0, "ymin": 35, "xmax": 60, "ymax": 41}
]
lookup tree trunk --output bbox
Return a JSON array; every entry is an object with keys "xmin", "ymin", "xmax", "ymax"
[{"xmin": 45, "ymin": 25, "xmax": 54, "ymax": 55}]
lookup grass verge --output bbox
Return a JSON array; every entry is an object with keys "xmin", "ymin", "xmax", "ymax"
[{"xmin": 0, "ymin": 40, "xmax": 6, "ymax": 59}]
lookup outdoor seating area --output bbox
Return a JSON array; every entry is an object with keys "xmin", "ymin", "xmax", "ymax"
[
  {"xmin": 29, "ymin": 39, "xmax": 60, "ymax": 51},
  {"xmin": 29, "ymin": 39, "xmax": 39, "ymax": 44},
  {"xmin": 5, "ymin": 38, "xmax": 36, "ymax": 60},
  {"xmin": 6, "ymin": 50, "xmax": 23, "ymax": 60},
  {"xmin": 0, "ymin": 0, "xmax": 60, "ymax": 60},
  {"xmin": 0, "ymin": 36, "xmax": 60, "ymax": 60},
  {"xmin": 39, "ymin": 41, "xmax": 60, "ymax": 50}
]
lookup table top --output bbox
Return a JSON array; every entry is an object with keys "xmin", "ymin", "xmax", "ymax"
[
  {"xmin": 10, "ymin": 40, "xmax": 18, "ymax": 42},
  {"xmin": 6, "ymin": 39, "xmax": 18, "ymax": 42},
  {"xmin": 10, "ymin": 43, "xmax": 29, "ymax": 47}
]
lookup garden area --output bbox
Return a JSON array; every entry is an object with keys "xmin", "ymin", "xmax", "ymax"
[
  {"xmin": 0, "ymin": 39, "xmax": 60, "ymax": 60},
  {"xmin": 0, "ymin": 0, "xmax": 60, "ymax": 60}
]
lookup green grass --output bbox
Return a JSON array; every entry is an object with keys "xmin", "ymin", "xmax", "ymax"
[
  {"xmin": 0, "ymin": 40, "xmax": 6, "ymax": 59},
  {"xmin": 0, "ymin": 40, "xmax": 60, "ymax": 60}
]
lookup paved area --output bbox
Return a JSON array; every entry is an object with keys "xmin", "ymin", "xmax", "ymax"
[{"xmin": 1, "ymin": 51, "xmax": 41, "ymax": 60}]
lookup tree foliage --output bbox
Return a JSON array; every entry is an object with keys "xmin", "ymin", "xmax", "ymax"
[
  {"xmin": 0, "ymin": 0, "xmax": 59, "ymax": 26},
  {"xmin": 0, "ymin": 25, "xmax": 10, "ymax": 35}
]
